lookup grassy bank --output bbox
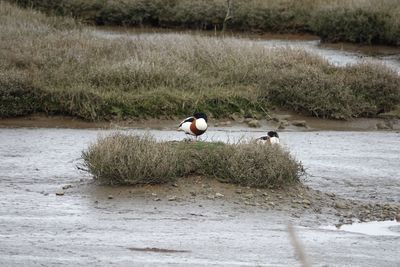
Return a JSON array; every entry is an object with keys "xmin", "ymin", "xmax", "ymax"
[
  {"xmin": 1, "ymin": 2, "xmax": 400, "ymax": 120},
  {"xmin": 82, "ymin": 133, "xmax": 302, "ymax": 187},
  {"xmin": 9, "ymin": 0, "xmax": 400, "ymax": 46}
]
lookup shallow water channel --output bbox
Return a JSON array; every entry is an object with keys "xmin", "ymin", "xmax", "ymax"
[{"xmin": 0, "ymin": 126, "xmax": 399, "ymax": 266}]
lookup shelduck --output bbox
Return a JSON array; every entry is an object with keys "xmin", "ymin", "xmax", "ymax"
[
  {"xmin": 257, "ymin": 131, "xmax": 280, "ymax": 145},
  {"xmin": 178, "ymin": 112, "xmax": 208, "ymax": 140}
]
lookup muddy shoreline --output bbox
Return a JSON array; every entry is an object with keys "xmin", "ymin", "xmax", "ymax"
[{"xmin": 1, "ymin": 113, "xmax": 399, "ymax": 131}]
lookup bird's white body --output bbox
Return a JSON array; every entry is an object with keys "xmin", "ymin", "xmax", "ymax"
[
  {"xmin": 256, "ymin": 132, "xmax": 280, "ymax": 145},
  {"xmin": 178, "ymin": 117, "xmax": 208, "ymax": 136},
  {"xmin": 269, "ymin": 136, "xmax": 280, "ymax": 144},
  {"xmin": 194, "ymin": 118, "xmax": 207, "ymax": 131}
]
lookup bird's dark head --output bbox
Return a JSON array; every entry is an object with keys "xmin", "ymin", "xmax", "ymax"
[
  {"xmin": 267, "ymin": 131, "xmax": 279, "ymax": 138},
  {"xmin": 193, "ymin": 112, "xmax": 208, "ymax": 122}
]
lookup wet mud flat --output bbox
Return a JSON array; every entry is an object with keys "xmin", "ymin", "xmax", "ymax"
[{"xmin": 1, "ymin": 126, "xmax": 400, "ymax": 266}]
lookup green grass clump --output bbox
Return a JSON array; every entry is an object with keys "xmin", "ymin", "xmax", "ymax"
[
  {"xmin": 309, "ymin": 7, "xmax": 400, "ymax": 45},
  {"xmin": 1, "ymin": 2, "xmax": 400, "ymax": 120},
  {"xmin": 82, "ymin": 134, "xmax": 303, "ymax": 188},
  {"xmin": 9, "ymin": 0, "xmax": 400, "ymax": 45}
]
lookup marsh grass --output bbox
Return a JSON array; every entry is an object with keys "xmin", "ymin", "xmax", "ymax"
[
  {"xmin": 1, "ymin": 2, "xmax": 400, "ymax": 120},
  {"xmin": 82, "ymin": 133, "xmax": 303, "ymax": 187},
  {"xmin": 10, "ymin": 0, "xmax": 400, "ymax": 45}
]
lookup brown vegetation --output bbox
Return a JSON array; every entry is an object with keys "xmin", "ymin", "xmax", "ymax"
[
  {"xmin": 1, "ymin": 2, "xmax": 400, "ymax": 120},
  {"xmin": 82, "ymin": 133, "xmax": 303, "ymax": 188},
  {"xmin": 9, "ymin": 0, "xmax": 400, "ymax": 45}
]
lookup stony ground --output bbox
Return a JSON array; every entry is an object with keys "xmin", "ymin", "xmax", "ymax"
[{"xmin": 66, "ymin": 176, "xmax": 400, "ymax": 227}]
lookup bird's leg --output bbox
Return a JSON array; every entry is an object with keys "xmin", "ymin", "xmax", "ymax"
[{"xmin": 184, "ymin": 133, "xmax": 191, "ymax": 142}]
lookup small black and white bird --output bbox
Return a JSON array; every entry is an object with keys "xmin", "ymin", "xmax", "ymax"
[
  {"xmin": 178, "ymin": 112, "xmax": 208, "ymax": 140},
  {"xmin": 257, "ymin": 131, "xmax": 280, "ymax": 145}
]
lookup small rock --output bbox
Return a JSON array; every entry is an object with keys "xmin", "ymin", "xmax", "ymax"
[
  {"xmin": 55, "ymin": 190, "xmax": 64, "ymax": 196},
  {"xmin": 335, "ymin": 223, "xmax": 343, "ymax": 229},
  {"xmin": 62, "ymin": 184, "xmax": 73, "ymax": 190},
  {"xmin": 247, "ymin": 120, "xmax": 261, "ymax": 128},
  {"xmin": 326, "ymin": 192, "xmax": 336, "ymax": 197},
  {"xmin": 335, "ymin": 201, "xmax": 347, "ymax": 209},
  {"xmin": 215, "ymin": 193, "xmax": 224, "ymax": 198},
  {"xmin": 313, "ymin": 207, "xmax": 321, "ymax": 213},
  {"xmin": 229, "ymin": 113, "xmax": 241, "ymax": 121},
  {"xmin": 151, "ymin": 193, "xmax": 157, "ymax": 197},
  {"xmin": 278, "ymin": 120, "xmax": 289, "ymax": 130},
  {"xmin": 271, "ymin": 116, "xmax": 280, "ymax": 122},
  {"xmin": 243, "ymin": 118, "xmax": 253, "ymax": 123},
  {"xmin": 207, "ymin": 195, "xmax": 215, "ymax": 200},
  {"xmin": 244, "ymin": 193, "xmax": 254, "ymax": 199},
  {"xmin": 190, "ymin": 191, "xmax": 197, "ymax": 196},
  {"xmin": 302, "ymin": 199, "xmax": 311, "ymax": 205},
  {"xmin": 153, "ymin": 198, "xmax": 161, "ymax": 201},
  {"xmin": 291, "ymin": 120, "xmax": 307, "ymax": 127},
  {"xmin": 235, "ymin": 189, "xmax": 242, "ymax": 194},
  {"xmin": 376, "ymin": 121, "xmax": 393, "ymax": 130},
  {"xmin": 268, "ymin": 202, "xmax": 275, "ymax": 207},
  {"xmin": 219, "ymin": 121, "xmax": 232, "ymax": 126},
  {"xmin": 108, "ymin": 195, "xmax": 113, "ymax": 199},
  {"xmin": 172, "ymin": 183, "xmax": 178, "ymax": 187},
  {"xmin": 262, "ymin": 192, "xmax": 268, "ymax": 197},
  {"xmin": 214, "ymin": 123, "xmax": 219, "ymax": 127},
  {"xmin": 168, "ymin": 196, "xmax": 177, "ymax": 201}
]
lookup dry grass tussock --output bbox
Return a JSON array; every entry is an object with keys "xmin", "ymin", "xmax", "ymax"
[
  {"xmin": 9, "ymin": 0, "xmax": 400, "ymax": 45},
  {"xmin": 1, "ymin": 2, "xmax": 400, "ymax": 120},
  {"xmin": 82, "ymin": 133, "xmax": 303, "ymax": 188}
]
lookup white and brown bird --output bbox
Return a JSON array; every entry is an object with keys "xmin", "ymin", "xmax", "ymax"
[
  {"xmin": 178, "ymin": 112, "xmax": 208, "ymax": 140},
  {"xmin": 257, "ymin": 131, "xmax": 280, "ymax": 145}
]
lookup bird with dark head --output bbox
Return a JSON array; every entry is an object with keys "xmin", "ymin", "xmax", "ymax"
[
  {"xmin": 178, "ymin": 112, "xmax": 208, "ymax": 140},
  {"xmin": 257, "ymin": 131, "xmax": 280, "ymax": 145}
]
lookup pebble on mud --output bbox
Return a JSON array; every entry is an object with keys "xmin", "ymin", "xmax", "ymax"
[
  {"xmin": 108, "ymin": 195, "xmax": 113, "ymax": 199},
  {"xmin": 291, "ymin": 120, "xmax": 307, "ymax": 127},
  {"xmin": 62, "ymin": 184, "xmax": 73, "ymax": 190},
  {"xmin": 334, "ymin": 201, "xmax": 348, "ymax": 209},
  {"xmin": 215, "ymin": 193, "xmax": 224, "ymax": 198},
  {"xmin": 235, "ymin": 189, "xmax": 242, "ymax": 194},
  {"xmin": 55, "ymin": 190, "xmax": 64, "ymax": 196},
  {"xmin": 219, "ymin": 121, "xmax": 232, "ymax": 127},
  {"xmin": 247, "ymin": 120, "xmax": 261, "ymax": 128},
  {"xmin": 376, "ymin": 121, "xmax": 393, "ymax": 130},
  {"xmin": 244, "ymin": 193, "xmax": 254, "ymax": 199},
  {"xmin": 168, "ymin": 196, "xmax": 177, "ymax": 201}
]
